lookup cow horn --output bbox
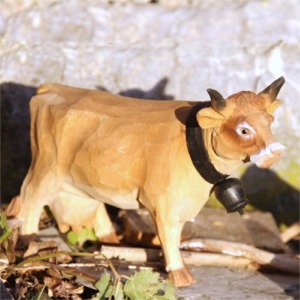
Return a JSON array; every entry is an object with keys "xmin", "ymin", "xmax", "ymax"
[
  {"xmin": 207, "ymin": 88, "xmax": 226, "ymax": 111},
  {"xmin": 259, "ymin": 76, "xmax": 285, "ymax": 101}
]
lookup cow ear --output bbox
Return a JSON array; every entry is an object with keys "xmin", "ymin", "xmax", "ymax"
[
  {"xmin": 266, "ymin": 99, "xmax": 281, "ymax": 114},
  {"xmin": 196, "ymin": 107, "xmax": 225, "ymax": 129}
]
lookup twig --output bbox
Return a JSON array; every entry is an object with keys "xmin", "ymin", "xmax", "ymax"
[
  {"xmin": 3, "ymin": 250, "xmax": 120, "ymax": 280},
  {"xmin": 100, "ymin": 245, "xmax": 162, "ymax": 263},
  {"xmin": 180, "ymin": 238, "xmax": 299, "ymax": 274},
  {"xmin": 280, "ymin": 222, "xmax": 300, "ymax": 243},
  {"xmin": 39, "ymin": 260, "xmax": 98, "ymax": 282},
  {"xmin": 100, "ymin": 239, "xmax": 300, "ymax": 274},
  {"xmin": 100, "ymin": 245, "xmax": 253, "ymax": 270}
]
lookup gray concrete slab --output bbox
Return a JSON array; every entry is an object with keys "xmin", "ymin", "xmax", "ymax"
[{"xmin": 176, "ymin": 266, "xmax": 299, "ymax": 300}]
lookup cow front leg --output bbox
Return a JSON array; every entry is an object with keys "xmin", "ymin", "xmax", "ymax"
[{"xmin": 155, "ymin": 213, "xmax": 195, "ymax": 287}]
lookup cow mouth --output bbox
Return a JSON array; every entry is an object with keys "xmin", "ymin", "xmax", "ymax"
[
  {"xmin": 243, "ymin": 157, "xmax": 250, "ymax": 163},
  {"xmin": 250, "ymin": 142, "xmax": 285, "ymax": 168}
]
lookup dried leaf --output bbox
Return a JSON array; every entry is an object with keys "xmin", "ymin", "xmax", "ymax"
[
  {"xmin": 72, "ymin": 285, "xmax": 84, "ymax": 294},
  {"xmin": 44, "ymin": 276, "xmax": 61, "ymax": 289},
  {"xmin": 0, "ymin": 251, "xmax": 9, "ymax": 265},
  {"xmin": 23, "ymin": 241, "xmax": 72, "ymax": 264},
  {"xmin": 13, "ymin": 272, "xmax": 43, "ymax": 300},
  {"xmin": 44, "ymin": 278, "xmax": 82, "ymax": 299},
  {"xmin": 46, "ymin": 267, "xmax": 65, "ymax": 280},
  {"xmin": 24, "ymin": 241, "xmax": 58, "ymax": 258}
]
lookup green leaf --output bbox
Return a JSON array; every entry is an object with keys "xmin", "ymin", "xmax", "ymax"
[
  {"xmin": 156, "ymin": 280, "xmax": 176, "ymax": 300},
  {"xmin": 124, "ymin": 270, "xmax": 163, "ymax": 300},
  {"xmin": 95, "ymin": 273, "xmax": 113, "ymax": 299},
  {"xmin": 93, "ymin": 264, "xmax": 176, "ymax": 300},
  {"xmin": 0, "ymin": 210, "xmax": 8, "ymax": 230},
  {"xmin": 113, "ymin": 280, "xmax": 124, "ymax": 300},
  {"xmin": 78, "ymin": 227, "xmax": 97, "ymax": 245},
  {"xmin": 67, "ymin": 227, "xmax": 97, "ymax": 247},
  {"xmin": 67, "ymin": 230, "xmax": 78, "ymax": 246},
  {"xmin": 0, "ymin": 210, "xmax": 11, "ymax": 243}
]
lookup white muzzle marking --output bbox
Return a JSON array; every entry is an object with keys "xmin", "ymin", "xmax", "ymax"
[{"xmin": 250, "ymin": 142, "xmax": 285, "ymax": 168}]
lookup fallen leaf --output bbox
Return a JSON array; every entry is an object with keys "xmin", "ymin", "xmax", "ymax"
[
  {"xmin": 124, "ymin": 270, "xmax": 163, "ymax": 300},
  {"xmin": 94, "ymin": 273, "xmax": 113, "ymax": 298},
  {"xmin": 24, "ymin": 241, "xmax": 58, "ymax": 258},
  {"xmin": 113, "ymin": 280, "xmax": 124, "ymax": 300},
  {"xmin": 23, "ymin": 240, "xmax": 72, "ymax": 264},
  {"xmin": 44, "ymin": 275, "xmax": 61, "ymax": 289},
  {"xmin": 67, "ymin": 228, "xmax": 98, "ymax": 248}
]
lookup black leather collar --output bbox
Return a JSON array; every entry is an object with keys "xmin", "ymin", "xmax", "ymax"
[{"xmin": 186, "ymin": 102, "xmax": 229, "ymax": 184}]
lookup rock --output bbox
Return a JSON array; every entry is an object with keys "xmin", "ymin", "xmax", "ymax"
[
  {"xmin": 121, "ymin": 208, "xmax": 287, "ymax": 252},
  {"xmin": 1, "ymin": 0, "xmax": 299, "ymax": 220},
  {"xmin": 176, "ymin": 266, "xmax": 299, "ymax": 300}
]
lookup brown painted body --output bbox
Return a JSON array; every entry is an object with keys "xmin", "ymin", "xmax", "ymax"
[{"xmin": 8, "ymin": 78, "xmax": 285, "ymax": 287}]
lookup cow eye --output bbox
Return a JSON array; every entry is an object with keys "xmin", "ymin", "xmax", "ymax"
[{"xmin": 236, "ymin": 122, "xmax": 255, "ymax": 138}]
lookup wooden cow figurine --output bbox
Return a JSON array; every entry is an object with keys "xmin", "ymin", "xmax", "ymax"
[{"xmin": 8, "ymin": 77, "xmax": 285, "ymax": 287}]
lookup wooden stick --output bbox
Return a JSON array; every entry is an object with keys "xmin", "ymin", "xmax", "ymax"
[
  {"xmin": 280, "ymin": 222, "xmax": 300, "ymax": 243},
  {"xmin": 182, "ymin": 252, "xmax": 253, "ymax": 269},
  {"xmin": 99, "ymin": 246, "xmax": 163, "ymax": 263},
  {"xmin": 180, "ymin": 239, "xmax": 299, "ymax": 274},
  {"xmin": 100, "ymin": 238, "xmax": 299, "ymax": 274},
  {"xmin": 99, "ymin": 245, "xmax": 253, "ymax": 270}
]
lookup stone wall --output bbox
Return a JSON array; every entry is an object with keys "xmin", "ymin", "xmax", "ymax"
[{"xmin": 1, "ymin": 0, "xmax": 299, "ymax": 223}]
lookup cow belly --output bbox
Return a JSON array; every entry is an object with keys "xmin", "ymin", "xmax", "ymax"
[{"xmin": 62, "ymin": 181, "xmax": 140, "ymax": 210}]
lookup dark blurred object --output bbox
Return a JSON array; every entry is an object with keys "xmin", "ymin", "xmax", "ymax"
[
  {"xmin": 0, "ymin": 279, "xmax": 14, "ymax": 300},
  {"xmin": 98, "ymin": 77, "xmax": 174, "ymax": 100},
  {"xmin": 241, "ymin": 166, "xmax": 300, "ymax": 226},
  {"xmin": 1, "ymin": 83, "xmax": 36, "ymax": 203},
  {"xmin": 120, "ymin": 77, "xmax": 174, "ymax": 100}
]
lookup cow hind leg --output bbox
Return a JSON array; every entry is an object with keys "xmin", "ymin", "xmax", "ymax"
[
  {"xmin": 18, "ymin": 178, "xmax": 56, "ymax": 239},
  {"xmin": 93, "ymin": 203, "xmax": 119, "ymax": 244},
  {"xmin": 17, "ymin": 174, "xmax": 118, "ymax": 244}
]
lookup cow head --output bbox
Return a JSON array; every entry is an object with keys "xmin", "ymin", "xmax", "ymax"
[{"xmin": 197, "ymin": 77, "xmax": 285, "ymax": 168}]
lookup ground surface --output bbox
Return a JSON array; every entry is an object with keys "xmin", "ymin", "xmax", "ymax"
[
  {"xmin": 1, "ymin": 206, "xmax": 299, "ymax": 299},
  {"xmin": 176, "ymin": 267, "xmax": 299, "ymax": 300},
  {"xmin": 36, "ymin": 221, "xmax": 300, "ymax": 299}
]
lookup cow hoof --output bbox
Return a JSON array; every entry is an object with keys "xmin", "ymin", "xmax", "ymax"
[
  {"xmin": 168, "ymin": 267, "xmax": 195, "ymax": 287},
  {"xmin": 100, "ymin": 232, "xmax": 120, "ymax": 244},
  {"xmin": 5, "ymin": 195, "xmax": 21, "ymax": 218}
]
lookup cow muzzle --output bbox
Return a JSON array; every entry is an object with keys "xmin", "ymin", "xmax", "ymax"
[{"xmin": 250, "ymin": 142, "xmax": 285, "ymax": 168}]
